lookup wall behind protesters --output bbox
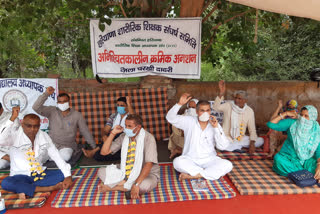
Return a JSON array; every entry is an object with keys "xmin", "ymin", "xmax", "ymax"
[
  {"xmin": 173, "ymin": 81, "xmax": 320, "ymax": 132},
  {"xmin": 58, "ymin": 77, "xmax": 320, "ymax": 132}
]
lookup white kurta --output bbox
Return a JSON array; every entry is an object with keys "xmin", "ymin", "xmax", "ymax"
[
  {"xmin": 212, "ymin": 96, "xmax": 264, "ymax": 151},
  {"xmin": 166, "ymin": 104, "xmax": 233, "ymax": 180},
  {"xmin": 0, "ymin": 118, "xmax": 71, "ymax": 177},
  {"xmin": 0, "ymin": 112, "xmax": 19, "ymax": 159}
]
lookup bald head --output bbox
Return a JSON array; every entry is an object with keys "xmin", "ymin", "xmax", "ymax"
[
  {"xmin": 22, "ymin": 114, "xmax": 41, "ymax": 142},
  {"xmin": 23, "ymin": 114, "xmax": 40, "ymax": 122}
]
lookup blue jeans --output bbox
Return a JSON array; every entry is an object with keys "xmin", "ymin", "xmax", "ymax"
[{"xmin": 1, "ymin": 169, "xmax": 64, "ymax": 197}]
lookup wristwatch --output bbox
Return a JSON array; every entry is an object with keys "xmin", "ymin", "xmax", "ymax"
[{"xmin": 134, "ymin": 182, "xmax": 140, "ymax": 187}]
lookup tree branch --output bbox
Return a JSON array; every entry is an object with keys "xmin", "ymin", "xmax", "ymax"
[
  {"xmin": 201, "ymin": 30, "xmax": 216, "ymax": 55},
  {"xmin": 210, "ymin": 8, "xmax": 254, "ymax": 31},
  {"xmin": 202, "ymin": 9, "xmax": 254, "ymax": 55},
  {"xmin": 201, "ymin": 0, "xmax": 215, "ymax": 15},
  {"xmin": 202, "ymin": 1, "xmax": 220, "ymax": 23},
  {"xmin": 119, "ymin": 3, "xmax": 128, "ymax": 18}
]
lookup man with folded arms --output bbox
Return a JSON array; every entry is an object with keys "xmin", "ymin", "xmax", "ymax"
[
  {"xmin": 166, "ymin": 93, "xmax": 233, "ymax": 181},
  {"xmin": 97, "ymin": 114, "xmax": 159, "ymax": 199},
  {"xmin": 0, "ymin": 107, "xmax": 72, "ymax": 199}
]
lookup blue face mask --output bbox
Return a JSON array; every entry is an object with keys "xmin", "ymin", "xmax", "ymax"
[
  {"xmin": 124, "ymin": 126, "xmax": 137, "ymax": 137},
  {"xmin": 117, "ymin": 106, "xmax": 126, "ymax": 115}
]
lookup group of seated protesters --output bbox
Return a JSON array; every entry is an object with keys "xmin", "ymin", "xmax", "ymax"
[
  {"xmin": 168, "ymin": 80, "xmax": 320, "ymax": 184},
  {"xmin": 0, "ymin": 79, "xmax": 320, "ymax": 200},
  {"xmin": 0, "ymin": 87, "xmax": 153, "ymax": 199},
  {"xmin": 168, "ymin": 80, "xmax": 264, "ymax": 158}
]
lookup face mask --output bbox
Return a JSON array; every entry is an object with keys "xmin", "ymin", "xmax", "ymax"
[
  {"xmin": 124, "ymin": 126, "xmax": 137, "ymax": 137},
  {"xmin": 57, "ymin": 102, "xmax": 69, "ymax": 112},
  {"xmin": 199, "ymin": 112, "xmax": 210, "ymax": 122},
  {"xmin": 185, "ymin": 108, "xmax": 197, "ymax": 117},
  {"xmin": 117, "ymin": 106, "xmax": 126, "ymax": 115}
]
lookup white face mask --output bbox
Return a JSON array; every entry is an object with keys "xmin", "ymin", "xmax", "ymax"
[
  {"xmin": 198, "ymin": 112, "xmax": 210, "ymax": 122},
  {"xmin": 57, "ymin": 102, "xmax": 70, "ymax": 112},
  {"xmin": 185, "ymin": 108, "xmax": 197, "ymax": 117}
]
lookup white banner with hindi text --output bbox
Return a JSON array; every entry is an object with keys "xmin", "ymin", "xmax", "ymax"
[{"xmin": 90, "ymin": 18, "xmax": 201, "ymax": 79}]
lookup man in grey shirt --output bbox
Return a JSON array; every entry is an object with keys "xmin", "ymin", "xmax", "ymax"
[{"xmin": 33, "ymin": 87, "xmax": 99, "ymax": 162}]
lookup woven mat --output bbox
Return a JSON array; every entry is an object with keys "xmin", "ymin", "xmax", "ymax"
[
  {"xmin": 51, "ymin": 165, "xmax": 236, "ymax": 208},
  {"xmin": 0, "ymin": 174, "xmax": 50, "ymax": 209},
  {"xmin": 228, "ymin": 160, "xmax": 320, "ymax": 195},
  {"xmin": 69, "ymin": 87, "xmax": 170, "ymax": 143},
  {"xmin": 217, "ymin": 148, "xmax": 270, "ymax": 160}
]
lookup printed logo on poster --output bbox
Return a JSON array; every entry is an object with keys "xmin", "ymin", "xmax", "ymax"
[{"xmin": 2, "ymin": 89, "xmax": 28, "ymax": 112}]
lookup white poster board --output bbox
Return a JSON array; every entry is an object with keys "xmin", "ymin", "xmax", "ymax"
[
  {"xmin": 90, "ymin": 18, "xmax": 201, "ymax": 79},
  {"xmin": 0, "ymin": 78, "xmax": 58, "ymax": 130}
]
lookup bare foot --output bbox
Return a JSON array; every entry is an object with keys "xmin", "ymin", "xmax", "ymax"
[
  {"xmin": 51, "ymin": 182, "xmax": 63, "ymax": 191},
  {"xmin": 169, "ymin": 148, "xmax": 182, "ymax": 159},
  {"xmin": 18, "ymin": 193, "xmax": 26, "ymax": 200},
  {"xmin": 179, "ymin": 173, "xmax": 202, "ymax": 181},
  {"xmin": 179, "ymin": 173, "xmax": 191, "ymax": 181},
  {"xmin": 98, "ymin": 183, "xmax": 111, "ymax": 193}
]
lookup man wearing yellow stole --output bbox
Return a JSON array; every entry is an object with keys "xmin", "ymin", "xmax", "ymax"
[
  {"xmin": 0, "ymin": 107, "xmax": 72, "ymax": 199},
  {"xmin": 97, "ymin": 114, "xmax": 159, "ymax": 199}
]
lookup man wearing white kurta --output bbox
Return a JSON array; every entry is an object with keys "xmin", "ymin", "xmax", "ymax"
[
  {"xmin": 0, "ymin": 103, "xmax": 20, "ymax": 169},
  {"xmin": 166, "ymin": 93, "xmax": 233, "ymax": 181},
  {"xmin": 0, "ymin": 107, "xmax": 72, "ymax": 199},
  {"xmin": 212, "ymin": 80, "xmax": 264, "ymax": 154}
]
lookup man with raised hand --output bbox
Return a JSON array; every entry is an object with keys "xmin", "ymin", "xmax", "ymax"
[
  {"xmin": 93, "ymin": 96, "xmax": 135, "ymax": 162},
  {"xmin": 0, "ymin": 107, "xmax": 72, "ymax": 199},
  {"xmin": 33, "ymin": 87, "xmax": 99, "ymax": 162},
  {"xmin": 97, "ymin": 114, "xmax": 159, "ymax": 199},
  {"xmin": 166, "ymin": 93, "xmax": 233, "ymax": 181},
  {"xmin": 0, "ymin": 103, "xmax": 20, "ymax": 169},
  {"xmin": 212, "ymin": 80, "xmax": 264, "ymax": 154}
]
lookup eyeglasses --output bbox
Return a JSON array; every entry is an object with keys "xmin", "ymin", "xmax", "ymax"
[{"xmin": 23, "ymin": 123, "xmax": 40, "ymax": 129}]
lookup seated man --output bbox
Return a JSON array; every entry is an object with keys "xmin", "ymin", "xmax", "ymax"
[
  {"xmin": 0, "ymin": 102, "xmax": 19, "ymax": 169},
  {"xmin": 93, "ymin": 96, "xmax": 135, "ymax": 161},
  {"xmin": 166, "ymin": 93, "xmax": 233, "ymax": 181},
  {"xmin": 97, "ymin": 114, "xmax": 159, "ymax": 199},
  {"xmin": 168, "ymin": 98, "xmax": 198, "ymax": 159},
  {"xmin": 212, "ymin": 80, "xmax": 264, "ymax": 153},
  {"xmin": 33, "ymin": 87, "xmax": 99, "ymax": 161},
  {"xmin": 0, "ymin": 107, "xmax": 72, "ymax": 199}
]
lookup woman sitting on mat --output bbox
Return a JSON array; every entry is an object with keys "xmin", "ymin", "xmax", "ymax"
[
  {"xmin": 268, "ymin": 99, "xmax": 299, "ymax": 157},
  {"xmin": 267, "ymin": 105, "xmax": 320, "ymax": 180}
]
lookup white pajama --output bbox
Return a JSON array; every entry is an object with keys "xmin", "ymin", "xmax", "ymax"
[
  {"xmin": 173, "ymin": 155, "xmax": 232, "ymax": 180},
  {"xmin": 59, "ymin": 148, "xmax": 73, "ymax": 162},
  {"xmin": 166, "ymin": 104, "xmax": 233, "ymax": 180},
  {"xmin": 223, "ymin": 136, "xmax": 264, "ymax": 152}
]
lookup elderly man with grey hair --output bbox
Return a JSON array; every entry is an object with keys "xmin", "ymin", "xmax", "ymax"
[{"xmin": 212, "ymin": 80, "xmax": 264, "ymax": 154}]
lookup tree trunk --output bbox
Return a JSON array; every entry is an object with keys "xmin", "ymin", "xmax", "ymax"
[{"xmin": 180, "ymin": 0, "xmax": 205, "ymax": 17}]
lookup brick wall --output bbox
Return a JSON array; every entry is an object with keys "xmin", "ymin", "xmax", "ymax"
[{"xmin": 57, "ymin": 77, "xmax": 320, "ymax": 130}]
